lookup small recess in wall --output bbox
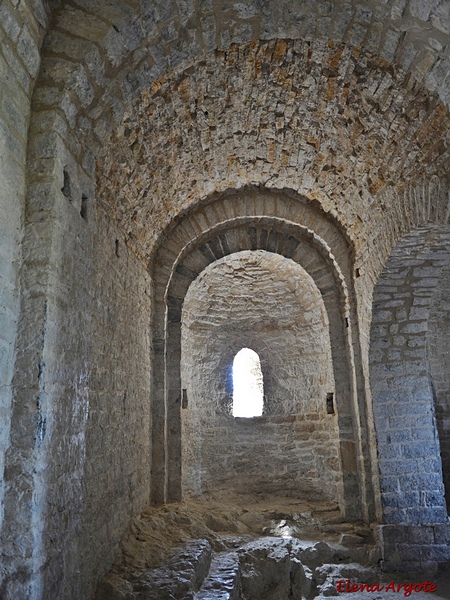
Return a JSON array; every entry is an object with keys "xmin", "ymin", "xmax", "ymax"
[
  {"xmin": 61, "ymin": 169, "xmax": 72, "ymax": 200},
  {"xmin": 182, "ymin": 389, "xmax": 188, "ymax": 409},
  {"xmin": 326, "ymin": 392, "xmax": 335, "ymax": 414},
  {"xmin": 115, "ymin": 239, "xmax": 120, "ymax": 257},
  {"xmin": 80, "ymin": 194, "xmax": 88, "ymax": 220}
]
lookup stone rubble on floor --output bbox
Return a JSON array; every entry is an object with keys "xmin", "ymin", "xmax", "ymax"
[{"xmin": 95, "ymin": 533, "xmax": 383, "ymax": 599}]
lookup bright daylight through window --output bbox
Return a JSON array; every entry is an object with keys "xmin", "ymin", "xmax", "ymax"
[{"xmin": 232, "ymin": 348, "xmax": 264, "ymax": 418}]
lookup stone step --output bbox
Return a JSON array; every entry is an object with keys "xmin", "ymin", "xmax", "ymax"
[{"xmin": 125, "ymin": 539, "xmax": 212, "ymax": 599}]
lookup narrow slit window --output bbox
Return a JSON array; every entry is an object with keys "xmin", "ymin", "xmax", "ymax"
[{"xmin": 232, "ymin": 348, "xmax": 264, "ymax": 418}]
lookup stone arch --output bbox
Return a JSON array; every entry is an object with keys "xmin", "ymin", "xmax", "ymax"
[
  {"xmin": 17, "ymin": 38, "xmax": 450, "ymax": 563},
  {"xmin": 94, "ymin": 40, "xmax": 450, "ymax": 267},
  {"xmin": 28, "ymin": 31, "xmax": 450, "ymax": 275},
  {"xmin": 152, "ymin": 191, "xmax": 366, "ymax": 519},
  {"xmin": 35, "ymin": 2, "xmax": 450, "ymax": 168}
]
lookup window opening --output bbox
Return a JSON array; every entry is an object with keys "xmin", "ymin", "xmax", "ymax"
[{"xmin": 232, "ymin": 348, "xmax": 264, "ymax": 418}]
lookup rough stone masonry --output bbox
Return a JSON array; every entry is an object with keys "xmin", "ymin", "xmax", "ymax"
[{"xmin": 1, "ymin": 1, "xmax": 450, "ymax": 598}]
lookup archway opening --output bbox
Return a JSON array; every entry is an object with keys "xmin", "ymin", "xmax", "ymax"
[
  {"xmin": 232, "ymin": 348, "xmax": 264, "ymax": 418},
  {"xmin": 180, "ymin": 250, "xmax": 340, "ymax": 503}
]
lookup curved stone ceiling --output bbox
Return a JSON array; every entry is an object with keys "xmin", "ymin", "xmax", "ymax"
[
  {"xmin": 36, "ymin": 0, "xmax": 450, "ymax": 147},
  {"xmin": 27, "ymin": 0, "xmax": 450, "ymax": 279},
  {"xmin": 96, "ymin": 38, "xmax": 450, "ymax": 264}
]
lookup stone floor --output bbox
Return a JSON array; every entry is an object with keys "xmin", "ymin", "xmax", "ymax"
[{"xmin": 94, "ymin": 492, "xmax": 450, "ymax": 599}]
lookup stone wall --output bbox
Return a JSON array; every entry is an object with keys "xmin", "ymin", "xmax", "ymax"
[
  {"xmin": 1, "ymin": 86, "xmax": 152, "ymax": 600},
  {"xmin": 79, "ymin": 204, "xmax": 152, "ymax": 598},
  {"xmin": 182, "ymin": 251, "xmax": 340, "ymax": 503},
  {"xmin": 3, "ymin": 182, "xmax": 152, "ymax": 600},
  {"xmin": 0, "ymin": 0, "xmax": 50, "ymax": 535},
  {"xmin": 428, "ymin": 265, "xmax": 450, "ymax": 513},
  {"xmin": 377, "ymin": 523, "xmax": 450, "ymax": 574},
  {"xmin": 2, "ymin": 139, "xmax": 97, "ymax": 598}
]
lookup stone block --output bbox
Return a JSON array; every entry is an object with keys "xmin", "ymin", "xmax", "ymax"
[
  {"xmin": 0, "ymin": 118, "xmax": 24, "ymax": 158},
  {"xmin": 0, "ymin": 3, "xmax": 21, "ymax": 42},
  {"xmin": 16, "ymin": 25, "xmax": 40, "ymax": 78},
  {"xmin": 431, "ymin": 2, "xmax": 450, "ymax": 34}
]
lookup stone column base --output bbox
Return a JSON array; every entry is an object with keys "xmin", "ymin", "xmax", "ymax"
[{"xmin": 375, "ymin": 523, "xmax": 450, "ymax": 574}]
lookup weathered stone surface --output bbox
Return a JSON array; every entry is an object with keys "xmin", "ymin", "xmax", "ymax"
[
  {"xmin": 312, "ymin": 562, "xmax": 378, "ymax": 597},
  {"xmin": 339, "ymin": 533, "xmax": 366, "ymax": 548},
  {"xmin": 97, "ymin": 539, "xmax": 212, "ymax": 600},
  {"xmin": 93, "ymin": 516, "xmax": 387, "ymax": 600},
  {"xmin": 238, "ymin": 538, "xmax": 293, "ymax": 599},
  {"xmin": 195, "ymin": 551, "xmax": 241, "ymax": 600},
  {"xmin": 0, "ymin": 0, "xmax": 51, "ymax": 559},
  {"xmin": 95, "ymin": 574, "xmax": 134, "ymax": 600}
]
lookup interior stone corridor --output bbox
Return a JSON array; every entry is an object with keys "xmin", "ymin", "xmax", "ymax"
[{"xmin": 1, "ymin": 1, "xmax": 450, "ymax": 598}]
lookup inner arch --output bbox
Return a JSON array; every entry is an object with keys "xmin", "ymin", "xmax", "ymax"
[{"xmin": 157, "ymin": 211, "xmax": 362, "ymax": 519}]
